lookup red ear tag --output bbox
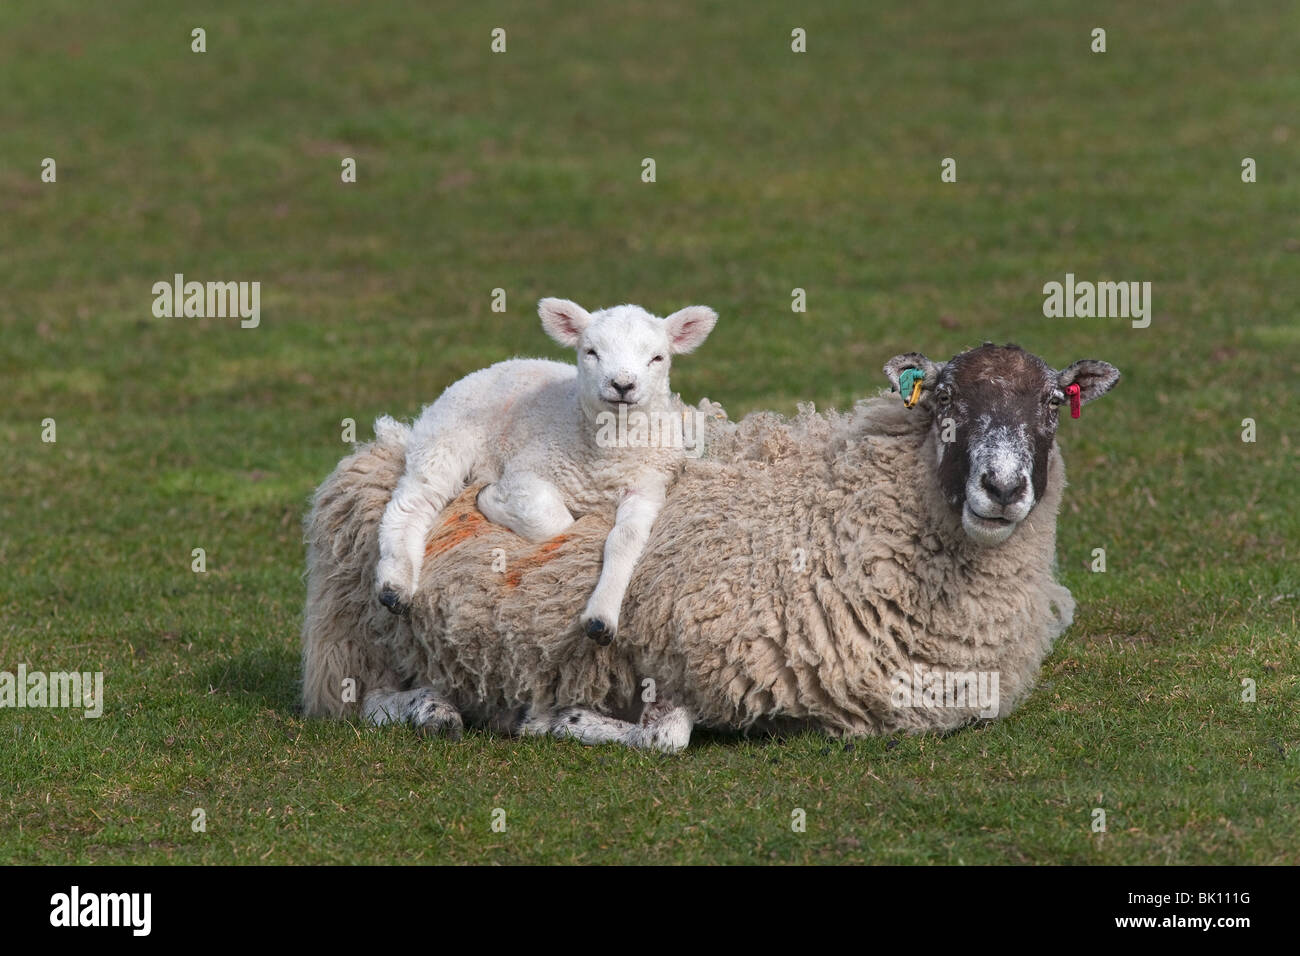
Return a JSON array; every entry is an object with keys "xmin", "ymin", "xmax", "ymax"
[{"xmin": 1066, "ymin": 383, "xmax": 1081, "ymax": 419}]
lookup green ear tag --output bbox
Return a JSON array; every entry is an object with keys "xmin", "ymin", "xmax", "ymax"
[{"xmin": 899, "ymin": 368, "xmax": 925, "ymax": 408}]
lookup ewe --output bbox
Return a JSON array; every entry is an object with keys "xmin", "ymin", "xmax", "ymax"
[
  {"xmin": 374, "ymin": 298, "xmax": 718, "ymax": 650},
  {"xmin": 306, "ymin": 343, "xmax": 1119, "ymax": 753}
]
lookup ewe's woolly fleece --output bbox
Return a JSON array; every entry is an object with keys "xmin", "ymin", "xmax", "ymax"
[{"xmin": 302, "ymin": 395, "xmax": 1075, "ymax": 736}]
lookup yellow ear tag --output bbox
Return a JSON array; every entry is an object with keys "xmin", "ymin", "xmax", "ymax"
[{"xmin": 898, "ymin": 367, "xmax": 926, "ymax": 408}]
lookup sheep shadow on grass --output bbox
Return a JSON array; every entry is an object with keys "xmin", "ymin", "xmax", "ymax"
[{"xmin": 196, "ymin": 647, "xmax": 301, "ymax": 714}]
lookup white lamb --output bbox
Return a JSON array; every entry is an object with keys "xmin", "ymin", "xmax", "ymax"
[{"xmin": 374, "ymin": 297, "xmax": 718, "ymax": 645}]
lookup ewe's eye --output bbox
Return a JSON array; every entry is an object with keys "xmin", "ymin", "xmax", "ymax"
[
  {"xmin": 936, "ymin": 385, "xmax": 953, "ymax": 406},
  {"xmin": 585, "ymin": 348, "xmax": 598, "ymax": 358},
  {"xmin": 649, "ymin": 355, "xmax": 664, "ymax": 365},
  {"xmin": 1047, "ymin": 391, "xmax": 1063, "ymax": 407}
]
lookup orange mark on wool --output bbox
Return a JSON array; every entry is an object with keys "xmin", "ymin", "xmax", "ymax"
[
  {"xmin": 504, "ymin": 535, "xmax": 570, "ymax": 589},
  {"xmin": 425, "ymin": 505, "xmax": 487, "ymax": 559}
]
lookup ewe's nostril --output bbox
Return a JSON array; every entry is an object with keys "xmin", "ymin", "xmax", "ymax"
[
  {"xmin": 612, "ymin": 379, "xmax": 635, "ymax": 397},
  {"xmin": 981, "ymin": 473, "xmax": 1026, "ymax": 505}
]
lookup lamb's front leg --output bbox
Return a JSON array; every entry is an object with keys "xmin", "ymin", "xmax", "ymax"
[
  {"xmin": 580, "ymin": 485, "xmax": 665, "ymax": 646},
  {"xmin": 477, "ymin": 470, "xmax": 575, "ymax": 541}
]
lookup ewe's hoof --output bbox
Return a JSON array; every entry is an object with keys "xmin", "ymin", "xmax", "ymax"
[
  {"xmin": 378, "ymin": 587, "xmax": 409, "ymax": 616},
  {"xmin": 583, "ymin": 618, "xmax": 613, "ymax": 646},
  {"xmin": 414, "ymin": 702, "xmax": 464, "ymax": 741},
  {"xmin": 640, "ymin": 706, "xmax": 692, "ymax": 754}
]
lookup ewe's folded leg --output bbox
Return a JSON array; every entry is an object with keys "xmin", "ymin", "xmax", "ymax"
[
  {"xmin": 362, "ymin": 687, "xmax": 464, "ymax": 740},
  {"xmin": 510, "ymin": 703, "xmax": 692, "ymax": 754}
]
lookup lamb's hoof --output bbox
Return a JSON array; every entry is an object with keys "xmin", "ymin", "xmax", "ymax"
[
  {"xmin": 583, "ymin": 618, "xmax": 613, "ymax": 646},
  {"xmin": 378, "ymin": 587, "xmax": 409, "ymax": 616}
]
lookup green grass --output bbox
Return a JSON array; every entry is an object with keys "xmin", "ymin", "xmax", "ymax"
[{"xmin": 1, "ymin": 0, "xmax": 1297, "ymax": 864}]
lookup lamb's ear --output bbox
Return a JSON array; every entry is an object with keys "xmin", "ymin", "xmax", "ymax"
[
  {"xmin": 1057, "ymin": 360, "xmax": 1120, "ymax": 404},
  {"xmin": 882, "ymin": 352, "xmax": 944, "ymax": 393},
  {"xmin": 538, "ymin": 298, "xmax": 593, "ymax": 347},
  {"xmin": 663, "ymin": 306, "xmax": 718, "ymax": 354}
]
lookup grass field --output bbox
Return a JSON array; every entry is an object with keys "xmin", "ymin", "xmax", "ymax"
[{"xmin": 1, "ymin": 0, "xmax": 1297, "ymax": 864}]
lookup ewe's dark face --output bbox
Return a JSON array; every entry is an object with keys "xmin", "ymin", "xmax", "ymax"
[{"xmin": 884, "ymin": 344, "xmax": 1119, "ymax": 546}]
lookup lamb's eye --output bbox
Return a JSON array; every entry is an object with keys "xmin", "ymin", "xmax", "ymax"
[
  {"xmin": 585, "ymin": 349, "xmax": 598, "ymax": 358},
  {"xmin": 1047, "ymin": 392, "xmax": 1063, "ymax": 407},
  {"xmin": 936, "ymin": 387, "xmax": 952, "ymax": 406},
  {"xmin": 649, "ymin": 355, "xmax": 664, "ymax": 364}
]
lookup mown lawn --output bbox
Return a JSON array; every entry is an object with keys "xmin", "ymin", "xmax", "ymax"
[{"xmin": 1, "ymin": 0, "xmax": 1296, "ymax": 864}]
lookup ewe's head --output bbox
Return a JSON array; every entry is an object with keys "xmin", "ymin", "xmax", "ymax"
[
  {"xmin": 884, "ymin": 344, "xmax": 1119, "ymax": 547},
  {"xmin": 538, "ymin": 298, "xmax": 717, "ymax": 415}
]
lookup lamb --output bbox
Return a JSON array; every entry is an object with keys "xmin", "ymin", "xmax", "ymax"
[
  {"xmin": 303, "ymin": 343, "xmax": 1120, "ymax": 752},
  {"xmin": 373, "ymin": 298, "xmax": 718, "ymax": 648}
]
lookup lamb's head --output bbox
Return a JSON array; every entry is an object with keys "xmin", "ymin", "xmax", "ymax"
[
  {"xmin": 538, "ymin": 298, "xmax": 717, "ymax": 417},
  {"xmin": 884, "ymin": 344, "xmax": 1119, "ymax": 546}
]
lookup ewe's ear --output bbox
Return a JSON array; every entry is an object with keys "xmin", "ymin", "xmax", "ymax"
[
  {"xmin": 882, "ymin": 352, "xmax": 944, "ymax": 392},
  {"xmin": 538, "ymin": 298, "xmax": 593, "ymax": 348},
  {"xmin": 663, "ymin": 305, "xmax": 718, "ymax": 354},
  {"xmin": 1057, "ymin": 360, "xmax": 1120, "ymax": 404}
]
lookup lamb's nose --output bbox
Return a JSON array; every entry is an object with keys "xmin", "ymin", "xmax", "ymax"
[
  {"xmin": 612, "ymin": 379, "xmax": 635, "ymax": 397},
  {"xmin": 980, "ymin": 472, "xmax": 1027, "ymax": 505}
]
